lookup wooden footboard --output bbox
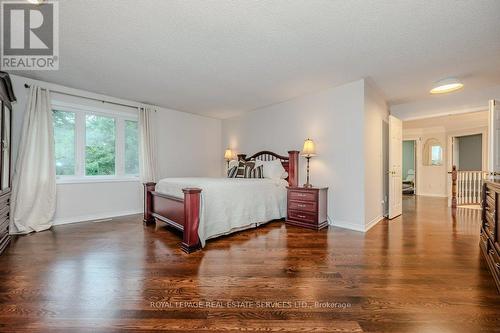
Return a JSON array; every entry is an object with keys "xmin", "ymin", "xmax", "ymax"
[{"xmin": 143, "ymin": 183, "xmax": 202, "ymax": 253}]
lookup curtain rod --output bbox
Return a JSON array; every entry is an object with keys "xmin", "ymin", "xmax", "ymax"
[{"xmin": 24, "ymin": 83, "xmax": 140, "ymax": 110}]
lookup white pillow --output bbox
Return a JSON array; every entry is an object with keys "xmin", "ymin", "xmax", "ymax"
[
  {"xmin": 260, "ymin": 159, "xmax": 287, "ymax": 180},
  {"xmin": 228, "ymin": 159, "xmax": 239, "ymax": 169}
]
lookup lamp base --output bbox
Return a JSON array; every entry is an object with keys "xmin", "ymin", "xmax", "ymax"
[{"xmin": 303, "ymin": 183, "xmax": 313, "ymax": 188}]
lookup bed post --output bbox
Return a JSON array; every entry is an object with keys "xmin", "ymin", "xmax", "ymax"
[
  {"xmin": 181, "ymin": 188, "xmax": 202, "ymax": 253},
  {"xmin": 143, "ymin": 182, "xmax": 156, "ymax": 225},
  {"xmin": 288, "ymin": 150, "xmax": 299, "ymax": 187}
]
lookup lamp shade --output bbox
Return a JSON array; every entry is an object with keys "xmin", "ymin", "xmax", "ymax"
[
  {"xmin": 301, "ymin": 139, "xmax": 316, "ymax": 157},
  {"xmin": 224, "ymin": 149, "xmax": 233, "ymax": 160}
]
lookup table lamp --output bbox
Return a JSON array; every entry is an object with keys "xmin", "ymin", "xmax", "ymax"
[{"xmin": 301, "ymin": 139, "xmax": 316, "ymax": 188}]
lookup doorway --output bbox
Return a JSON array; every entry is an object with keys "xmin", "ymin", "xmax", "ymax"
[
  {"xmin": 452, "ymin": 134, "xmax": 483, "ymax": 171},
  {"xmin": 450, "ymin": 132, "xmax": 487, "ymax": 208},
  {"xmin": 402, "ymin": 140, "xmax": 416, "ymax": 195}
]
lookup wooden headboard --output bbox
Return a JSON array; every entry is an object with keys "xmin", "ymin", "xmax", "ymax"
[{"xmin": 237, "ymin": 150, "xmax": 299, "ymax": 187}]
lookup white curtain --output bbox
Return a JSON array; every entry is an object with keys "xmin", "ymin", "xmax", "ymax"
[
  {"xmin": 10, "ymin": 86, "xmax": 56, "ymax": 234},
  {"xmin": 139, "ymin": 105, "xmax": 158, "ymax": 182}
]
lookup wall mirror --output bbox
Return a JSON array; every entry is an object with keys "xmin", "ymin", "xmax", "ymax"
[{"xmin": 423, "ymin": 138, "xmax": 443, "ymax": 166}]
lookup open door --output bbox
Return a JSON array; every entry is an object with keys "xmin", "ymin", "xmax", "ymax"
[
  {"xmin": 388, "ymin": 115, "xmax": 403, "ymax": 219},
  {"xmin": 489, "ymin": 100, "xmax": 500, "ymax": 178}
]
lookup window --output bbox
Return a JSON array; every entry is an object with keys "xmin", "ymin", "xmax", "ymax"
[
  {"xmin": 53, "ymin": 110, "xmax": 76, "ymax": 175},
  {"xmin": 52, "ymin": 102, "xmax": 139, "ymax": 182},
  {"xmin": 124, "ymin": 120, "xmax": 139, "ymax": 175},
  {"xmin": 85, "ymin": 114, "xmax": 116, "ymax": 176}
]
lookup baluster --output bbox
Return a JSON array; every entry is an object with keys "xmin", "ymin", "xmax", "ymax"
[
  {"xmin": 468, "ymin": 172, "xmax": 472, "ymax": 204},
  {"xmin": 465, "ymin": 172, "xmax": 470, "ymax": 204},
  {"xmin": 473, "ymin": 172, "xmax": 477, "ymax": 203},
  {"xmin": 459, "ymin": 172, "xmax": 464, "ymax": 205},
  {"xmin": 476, "ymin": 172, "xmax": 479, "ymax": 203},
  {"xmin": 463, "ymin": 172, "xmax": 467, "ymax": 204},
  {"xmin": 464, "ymin": 172, "xmax": 467, "ymax": 204}
]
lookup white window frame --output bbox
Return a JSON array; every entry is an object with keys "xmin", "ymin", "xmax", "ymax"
[{"xmin": 52, "ymin": 100, "xmax": 139, "ymax": 184}]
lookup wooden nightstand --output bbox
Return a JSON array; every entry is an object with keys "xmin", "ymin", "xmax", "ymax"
[{"xmin": 286, "ymin": 186, "xmax": 328, "ymax": 230}]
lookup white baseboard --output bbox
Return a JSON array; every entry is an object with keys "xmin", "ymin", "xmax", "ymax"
[
  {"xmin": 416, "ymin": 193, "xmax": 448, "ymax": 198},
  {"xmin": 365, "ymin": 215, "xmax": 385, "ymax": 232},
  {"xmin": 52, "ymin": 210, "xmax": 142, "ymax": 226},
  {"xmin": 330, "ymin": 219, "xmax": 365, "ymax": 232},
  {"xmin": 330, "ymin": 215, "xmax": 384, "ymax": 233}
]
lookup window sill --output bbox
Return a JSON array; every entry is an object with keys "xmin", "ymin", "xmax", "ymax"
[{"xmin": 56, "ymin": 177, "xmax": 140, "ymax": 185}]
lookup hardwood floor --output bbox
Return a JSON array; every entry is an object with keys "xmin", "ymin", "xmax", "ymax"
[{"xmin": 0, "ymin": 196, "xmax": 499, "ymax": 332}]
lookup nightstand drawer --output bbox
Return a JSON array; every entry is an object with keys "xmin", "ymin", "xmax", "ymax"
[
  {"xmin": 289, "ymin": 200, "xmax": 317, "ymax": 213},
  {"xmin": 288, "ymin": 190, "xmax": 316, "ymax": 202},
  {"xmin": 288, "ymin": 210, "xmax": 317, "ymax": 224}
]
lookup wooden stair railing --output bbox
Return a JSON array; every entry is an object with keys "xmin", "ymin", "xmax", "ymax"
[
  {"xmin": 449, "ymin": 166, "xmax": 488, "ymax": 208},
  {"xmin": 450, "ymin": 166, "xmax": 457, "ymax": 209}
]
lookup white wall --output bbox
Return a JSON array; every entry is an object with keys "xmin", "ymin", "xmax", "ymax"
[
  {"xmin": 222, "ymin": 79, "xmax": 384, "ymax": 232},
  {"xmin": 155, "ymin": 108, "xmax": 221, "ymax": 179},
  {"xmin": 363, "ymin": 81, "xmax": 389, "ymax": 229},
  {"xmin": 10, "ymin": 75, "xmax": 221, "ymax": 225},
  {"xmin": 404, "ymin": 127, "xmax": 452, "ymax": 197},
  {"xmin": 403, "ymin": 111, "xmax": 489, "ymax": 198}
]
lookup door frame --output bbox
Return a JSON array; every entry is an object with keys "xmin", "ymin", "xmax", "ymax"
[
  {"xmin": 446, "ymin": 127, "xmax": 488, "ymax": 206},
  {"xmin": 402, "ymin": 136, "xmax": 420, "ymax": 195}
]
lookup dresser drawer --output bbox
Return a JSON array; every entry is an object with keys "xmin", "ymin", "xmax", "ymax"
[
  {"xmin": 486, "ymin": 189, "xmax": 496, "ymax": 203},
  {"xmin": 0, "ymin": 204, "xmax": 9, "ymax": 221},
  {"xmin": 288, "ymin": 200, "xmax": 317, "ymax": 213},
  {"xmin": 288, "ymin": 210, "xmax": 317, "ymax": 224},
  {"xmin": 0, "ymin": 192, "xmax": 9, "ymax": 207},
  {"xmin": 485, "ymin": 211, "xmax": 496, "ymax": 239},
  {"xmin": 0, "ymin": 217, "xmax": 8, "ymax": 234},
  {"xmin": 288, "ymin": 190, "xmax": 316, "ymax": 202},
  {"xmin": 480, "ymin": 228, "xmax": 489, "ymax": 254},
  {"xmin": 487, "ymin": 242, "xmax": 500, "ymax": 278},
  {"xmin": 486, "ymin": 195, "xmax": 496, "ymax": 209}
]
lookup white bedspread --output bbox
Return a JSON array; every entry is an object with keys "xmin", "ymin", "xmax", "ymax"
[{"xmin": 155, "ymin": 177, "xmax": 288, "ymax": 247}]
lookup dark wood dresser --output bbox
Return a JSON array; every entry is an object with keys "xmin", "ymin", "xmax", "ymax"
[
  {"xmin": 480, "ymin": 180, "xmax": 500, "ymax": 293},
  {"xmin": 286, "ymin": 186, "xmax": 328, "ymax": 230},
  {"xmin": 0, "ymin": 72, "xmax": 16, "ymax": 256}
]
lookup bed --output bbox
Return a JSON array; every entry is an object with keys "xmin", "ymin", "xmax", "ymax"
[{"xmin": 143, "ymin": 150, "xmax": 299, "ymax": 253}]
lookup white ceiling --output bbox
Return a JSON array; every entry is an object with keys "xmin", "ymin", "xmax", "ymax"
[{"xmin": 14, "ymin": 0, "xmax": 500, "ymax": 118}]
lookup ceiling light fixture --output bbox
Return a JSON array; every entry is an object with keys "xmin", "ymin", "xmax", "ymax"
[
  {"xmin": 27, "ymin": 0, "xmax": 46, "ymax": 4},
  {"xmin": 430, "ymin": 78, "xmax": 464, "ymax": 94}
]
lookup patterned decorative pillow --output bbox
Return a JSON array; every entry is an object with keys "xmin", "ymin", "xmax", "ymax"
[
  {"xmin": 227, "ymin": 165, "xmax": 238, "ymax": 178},
  {"xmin": 235, "ymin": 161, "xmax": 254, "ymax": 178},
  {"xmin": 245, "ymin": 165, "xmax": 263, "ymax": 178}
]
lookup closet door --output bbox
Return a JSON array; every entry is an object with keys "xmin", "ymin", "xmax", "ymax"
[{"xmin": 1, "ymin": 103, "xmax": 10, "ymax": 191}]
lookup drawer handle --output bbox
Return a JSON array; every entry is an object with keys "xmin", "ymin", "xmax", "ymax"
[
  {"xmin": 297, "ymin": 194, "xmax": 306, "ymax": 197},
  {"xmin": 490, "ymin": 249, "xmax": 495, "ymax": 255},
  {"xmin": 496, "ymin": 263, "xmax": 500, "ymax": 269},
  {"xmin": 297, "ymin": 204, "xmax": 306, "ymax": 208},
  {"xmin": 298, "ymin": 215, "xmax": 306, "ymax": 218}
]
